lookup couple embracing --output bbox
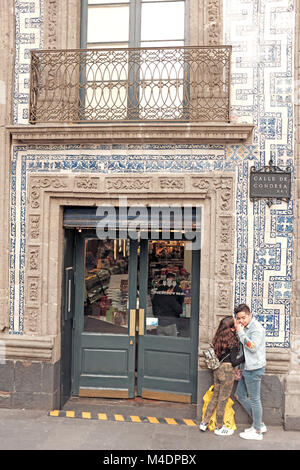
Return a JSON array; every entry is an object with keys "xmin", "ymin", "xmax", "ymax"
[{"xmin": 200, "ymin": 304, "xmax": 266, "ymax": 441}]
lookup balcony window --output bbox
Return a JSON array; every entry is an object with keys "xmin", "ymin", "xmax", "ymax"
[
  {"xmin": 29, "ymin": 1, "xmax": 231, "ymax": 124},
  {"xmin": 82, "ymin": 0, "xmax": 188, "ymax": 49}
]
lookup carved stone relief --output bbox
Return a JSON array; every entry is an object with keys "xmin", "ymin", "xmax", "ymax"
[
  {"xmin": 75, "ymin": 176, "xmax": 99, "ymax": 191},
  {"xmin": 29, "ymin": 176, "xmax": 68, "ymax": 209},
  {"xmin": 24, "ymin": 173, "xmax": 235, "ymax": 346},
  {"xmin": 105, "ymin": 177, "xmax": 152, "ymax": 192},
  {"xmin": 206, "ymin": 0, "xmax": 223, "ymax": 46},
  {"xmin": 25, "ymin": 307, "xmax": 39, "ymax": 334},
  {"xmin": 189, "ymin": 0, "xmax": 223, "ymax": 47},
  {"xmin": 159, "ymin": 177, "xmax": 184, "ymax": 191},
  {"xmin": 28, "ymin": 247, "xmax": 40, "ymax": 272},
  {"xmin": 47, "ymin": 0, "xmax": 57, "ymax": 49},
  {"xmin": 28, "ymin": 277, "xmax": 39, "ymax": 302},
  {"xmin": 29, "ymin": 215, "xmax": 41, "ymax": 240}
]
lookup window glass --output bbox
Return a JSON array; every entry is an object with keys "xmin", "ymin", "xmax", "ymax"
[
  {"xmin": 87, "ymin": 6, "xmax": 129, "ymax": 43},
  {"xmin": 146, "ymin": 240, "xmax": 191, "ymax": 337},
  {"xmin": 84, "ymin": 239, "xmax": 130, "ymax": 334},
  {"xmin": 141, "ymin": 2, "xmax": 185, "ymax": 42}
]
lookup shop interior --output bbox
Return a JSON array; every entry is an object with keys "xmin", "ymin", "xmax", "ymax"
[{"xmin": 84, "ymin": 238, "xmax": 192, "ymax": 337}]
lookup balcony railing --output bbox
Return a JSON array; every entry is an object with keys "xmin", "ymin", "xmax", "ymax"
[{"xmin": 29, "ymin": 46, "xmax": 231, "ymax": 124}]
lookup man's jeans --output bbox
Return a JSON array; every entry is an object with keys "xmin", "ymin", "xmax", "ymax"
[{"xmin": 235, "ymin": 367, "xmax": 265, "ymax": 431}]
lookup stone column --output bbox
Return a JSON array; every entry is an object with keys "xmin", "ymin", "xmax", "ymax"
[
  {"xmin": 285, "ymin": 0, "xmax": 300, "ymax": 431},
  {"xmin": 0, "ymin": 0, "xmax": 14, "ymax": 332}
]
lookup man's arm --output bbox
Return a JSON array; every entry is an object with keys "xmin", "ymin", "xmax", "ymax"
[{"xmin": 235, "ymin": 324, "xmax": 264, "ymax": 353}]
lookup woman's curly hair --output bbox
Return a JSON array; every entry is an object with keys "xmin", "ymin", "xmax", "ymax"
[{"xmin": 212, "ymin": 316, "xmax": 239, "ymax": 358}]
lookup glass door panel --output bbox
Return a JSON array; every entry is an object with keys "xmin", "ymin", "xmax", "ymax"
[
  {"xmin": 84, "ymin": 238, "xmax": 130, "ymax": 334},
  {"xmin": 145, "ymin": 240, "xmax": 191, "ymax": 337}
]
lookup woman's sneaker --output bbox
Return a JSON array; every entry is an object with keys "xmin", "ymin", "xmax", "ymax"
[
  {"xmin": 244, "ymin": 423, "xmax": 267, "ymax": 433},
  {"xmin": 214, "ymin": 426, "xmax": 234, "ymax": 436},
  {"xmin": 199, "ymin": 422, "xmax": 208, "ymax": 432},
  {"xmin": 239, "ymin": 429, "xmax": 263, "ymax": 440}
]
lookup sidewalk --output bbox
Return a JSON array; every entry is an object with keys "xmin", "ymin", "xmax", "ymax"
[{"xmin": 0, "ymin": 407, "xmax": 299, "ymax": 451}]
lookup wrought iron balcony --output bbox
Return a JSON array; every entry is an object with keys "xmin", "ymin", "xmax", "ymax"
[{"xmin": 29, "ymin": 46, "xmax": 231, "ymax": 124}]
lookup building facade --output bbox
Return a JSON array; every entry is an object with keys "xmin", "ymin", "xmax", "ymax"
[{"xmin": 0, "ymin": 0, "xmax": 299, "ymax": 430}]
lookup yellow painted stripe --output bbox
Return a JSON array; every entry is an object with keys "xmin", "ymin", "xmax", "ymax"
[
  {"xmin": 114, "ymin": 414, "xmax": 125, "ymax": 421},
  {"xmin": 49, "ymin": 409, "xmax": 196, "ymax": 427},
  {"xmin": 130, "ymin": 415, "xmax": 141, "ymax": 423},
  {"xmin": 165, "ymin": 418, "xmax": 178, "ymax": 425},
  {"xmin": 147, "ymin": 416, "xmax": 160, "ymax": 424},
  {"xmin": 183, "ymin": 419, "xmax": 197, "ymax": 426}
]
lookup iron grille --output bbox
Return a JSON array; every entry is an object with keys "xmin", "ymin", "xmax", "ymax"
[{"xmin": 29, "ymin": 46, "xmax": 231, "ymax": 124}]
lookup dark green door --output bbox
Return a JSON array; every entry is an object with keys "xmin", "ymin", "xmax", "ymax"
[
  {"xmin": 137, "ymin": 238, "xmax": 200, "ymax": 403},
  {"xmin": 61, "ymin": 229, "xmax": 75, "ymax": 407},
  {"xmin": 71, "ymin": 233, "xmax": 200, "ymax": 402},
  {"xmin": 72, "ymin": 233, "xmax": 138, "ymax": 398}
]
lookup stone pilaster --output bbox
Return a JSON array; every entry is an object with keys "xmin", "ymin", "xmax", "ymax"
[
  {"xmin": 190, "ymin": 0, "xmax": 223, "ymax": 46},
  {"xmin": 43, "ymin": 0, "xmax": 81, "ymax": 49},
  {"xmin": 0, "ymin": 0, "xmax": 14, "ymax": 332}
]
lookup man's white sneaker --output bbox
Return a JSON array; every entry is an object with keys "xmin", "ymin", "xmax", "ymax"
[
  {"xmin": 199, "ymin": 422, "xmax": 208, "ymax": 432},
  {"xmin": 239, "ymin": 429, "xmax": 263, "ymax": 440},
  {"xmin": 244, "ymin": 423, "xmax": 267, "ymax": 433},
  {"xmin": 214, "ymin": 426, "xmax": 234, "ymax": 436}
]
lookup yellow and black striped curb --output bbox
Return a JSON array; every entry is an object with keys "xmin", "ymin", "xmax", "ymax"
[{"xmin": 48, "ymin": 410, "xmax": 198, "ymax": 427}]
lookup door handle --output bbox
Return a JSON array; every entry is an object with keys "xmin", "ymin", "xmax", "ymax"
[
  {"xmin": 129, "ymin": 309, "xmax": 136, "ymax": 337},
  {"xmin": 139, "ymin": 308, "xmax": 145, "ymax": 336}
]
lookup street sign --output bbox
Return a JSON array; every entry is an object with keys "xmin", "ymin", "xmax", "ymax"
[{"xmin": 249, "ymin": 161, "xmax": 291, "ymax": 206}]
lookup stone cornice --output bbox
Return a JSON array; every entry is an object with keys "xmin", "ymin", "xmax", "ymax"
[
  {"xmin": 8, "ymin": 122, "xmax": 254, "ymax": 145},
  {"xmin": 0, "ymin": 334, "xmax": 54, "ymax": 361}
]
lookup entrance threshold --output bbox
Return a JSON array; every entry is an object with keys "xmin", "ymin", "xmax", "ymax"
[{"xmin": 61, "ymin": 396, "xmax": 197, "ymax": 421}]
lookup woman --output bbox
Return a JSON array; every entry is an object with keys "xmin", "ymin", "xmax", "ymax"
[{"xmin": 200, "ymin": 316, "xmax": 244, "ymax": 436}]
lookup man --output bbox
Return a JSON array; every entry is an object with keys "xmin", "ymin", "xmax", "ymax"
[
  {"xmin": 152, "ymin": 273, "xmax": 183, "ymax": 336},
  {"xmin": 234, "ymin": 303, "xmax": 266, "ymax": 441}
]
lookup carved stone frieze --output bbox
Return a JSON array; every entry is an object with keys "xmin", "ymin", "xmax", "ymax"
[
  {"xmin": 191, "ymin": 177, "xmax": 211, "ymax": 193},
  {"xmin": 29, "ymin": 215, "xmax": 41, "ymax": 240},
  {"xmin": 29, "ymin": 176, "xmax": 68, "ymax": 209},
  {"xmin": 217, "ymin": 250, "xmax": 232, "ymax": 277},
  {"xmin": 159, "ymin": 178, "xmax": 184, "ymax": 191},
  {"xmin": 189, "ymin": 0, "xmax": 223, "ymax": 47},
  {"xmin": 216, "ymin": 281, "xmax": 231, "ymax": 309},
  {"xmin": 75, "ymin": 176, "xmax": 99, "ymax": 191},
  {"xmin": 27, "ymin": 277, "xmax": 39, "ymax": 303},
  {"xmin": 105, "ymin": 177, "xmax": 152, "ymax": 192},
  {"xmin": 206, "ymin": 0, "xmax": 223, "ymax": 46},
  {"xmin": 22, "ymin": 172, "xmax": 236, "ymax": 364},
  {"xmin": 218, "ymin": 216, "xmax": 232, "ymax": 248},
  {"xmin": 213, "ymin": 177, "xmax": 233, "ymax": 212},
  {"xmin": 47, "ymin": 0, "xmax": 57, "ymax": 49},
  {"xmin": 28, "ymin": 247, "xmax": 40, "ymax": 272},
  {"xmin": 25, "ymin": 307, "xmax": 39, "ymax": 334}
]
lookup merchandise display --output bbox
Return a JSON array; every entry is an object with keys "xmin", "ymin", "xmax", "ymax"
[{"xmin": 83, "ymin": 239, "xmax": 192, "ymax": 336}]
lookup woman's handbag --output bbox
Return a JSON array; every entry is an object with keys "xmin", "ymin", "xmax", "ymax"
[
  {"xmin": 201, "ymin": 385, "xmax": 237, "ymax": 431},
  {"xmin": 203, "ymin": 346, "xmax": 220, "ymax": 370},
  {"xmin": 203, "ymin": 345, "xmax": 230, "ymax": 370}
]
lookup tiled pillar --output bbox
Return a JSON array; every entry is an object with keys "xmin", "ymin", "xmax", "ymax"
[{"xmin": 0, "ymin": 0, "xmax": 14, "ymax": 332}]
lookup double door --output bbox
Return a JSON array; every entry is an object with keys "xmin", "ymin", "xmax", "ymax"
[{"xmin": 70, "ymin": 232, "xmax": 200, "ymax": 403}]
